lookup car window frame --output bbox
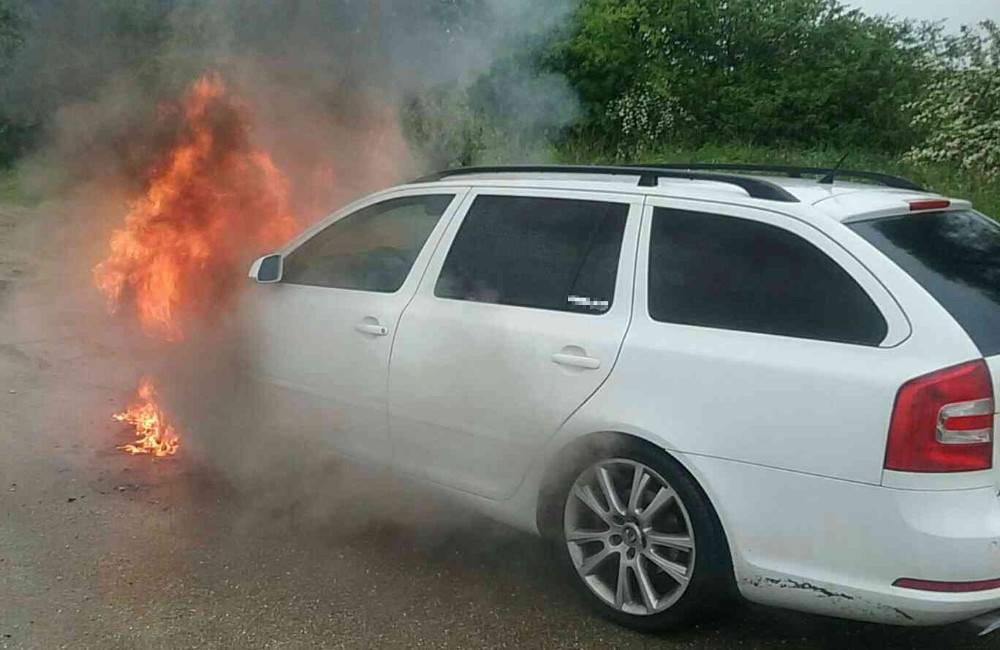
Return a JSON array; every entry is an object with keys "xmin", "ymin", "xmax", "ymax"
[
  {"xmin": 277, "ymin": 188, "xmax": 468, "ymax": 296},
  {"xmin": 416, "ymin": 186, "xmax": 644, "ymax": 319},
  {"xmin": 638, "ymin": 197, "xmax": 910, "ymax": 348}
]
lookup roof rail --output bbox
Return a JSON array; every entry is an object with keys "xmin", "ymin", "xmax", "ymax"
[
  {"xmin": 635, "ymin": 163, "xmax": 924, "ymax": 191},
  {"xmin": 414, "ymin": 165, "xmax": 800, "ymax": 203}
]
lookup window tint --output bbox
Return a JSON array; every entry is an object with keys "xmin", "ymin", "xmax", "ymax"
[
  {"xmin": 435, "ymin": 195, "xmax": 628, "ymax": 314},
  {"xmin": 283, "ymin": 194, "xmax": 453, "ymax": 292},
  {"xmin": 648, "ymin": 208, "xmax": 887, "ymax": 345},
  {"xmin": 849, "ymin": 210, "xmax": 1000, "ymax": 356}
]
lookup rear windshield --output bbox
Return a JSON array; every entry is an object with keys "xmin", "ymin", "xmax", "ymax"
[{"xmin": 849, "ymin": 210, "xmax": 1000, "ymax": 356}]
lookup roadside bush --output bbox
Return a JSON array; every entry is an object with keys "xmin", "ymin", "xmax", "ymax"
[
  {"xmin": 606, "ymin": 79, "xmax": 691, "ymax": 159},
  {"xmin": 0, "ymin": 0, "xmax": 27, "ymax": 166},
  {"xmin": 550, "ymin": 0, "xmax": 939, "ymax": 152},
  {"xmin": 402, "ymin": 87, "xmax": 489, "ymax": 169},
  {"xmin": 904, "ymin": 22, "xmax": 1000, "ymax": 176},
  {"xmin": 401, "ymin": 79, "xmax": 573, "ymax": 169}
]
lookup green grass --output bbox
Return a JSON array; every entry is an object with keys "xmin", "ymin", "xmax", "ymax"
[{"xmin": 556, "ymin": 142, "xmax": 1000, "ymax": 217}]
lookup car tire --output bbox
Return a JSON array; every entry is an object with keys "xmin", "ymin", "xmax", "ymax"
[{"xmin": 551, "ymin": 437, "xmax": 735, "ymax": 632}]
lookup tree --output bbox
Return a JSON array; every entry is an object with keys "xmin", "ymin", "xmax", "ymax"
[{"xmin": 550, "ymin": 0, "xmax": 940, "ymax": 154}]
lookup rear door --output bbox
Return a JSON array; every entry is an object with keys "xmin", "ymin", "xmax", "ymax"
[
  {"xmin": 245, "ymin": 190, "xmax": 463, "ymax": 464},
  {"xmin": 387, "ymin": 188, "xmax": 642, "ymax": 499}
]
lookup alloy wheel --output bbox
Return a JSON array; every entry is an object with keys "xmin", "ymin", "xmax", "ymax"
[{"xmin": 564, "ymin": 458, "xmax": 696, "ymax": 615}]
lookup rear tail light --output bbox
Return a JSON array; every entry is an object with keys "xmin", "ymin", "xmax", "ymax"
[{"xmin": 884, "ymin": 360, "xmax": 995, "ymax": 473}]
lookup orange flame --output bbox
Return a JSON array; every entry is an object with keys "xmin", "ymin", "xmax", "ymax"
[
  {"xmin": 114, "ymin": 378, "xmax": 180, "ymax": 457},
  {"xmin": 95, "ymin": 72, "xmax": 299, "ymax": 456},
  {"xmin": 93, "ymin": 72, "xmax": 298, "ymax": 340}
]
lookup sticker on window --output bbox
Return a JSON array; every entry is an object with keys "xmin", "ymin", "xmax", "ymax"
[{"xmin": 568, "ymin": 295, "xmax": 610, "ymax": 312}]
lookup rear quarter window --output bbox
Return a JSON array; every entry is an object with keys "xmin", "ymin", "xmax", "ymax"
[
  {"xmin": 849, "ymin": 210, "xmax": 1000, "ymax": 356},
  {"xmin": 648, "ymin": 208, "xmax": 888, "ymax": 345}
]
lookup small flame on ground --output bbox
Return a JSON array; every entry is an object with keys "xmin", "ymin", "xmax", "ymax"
[{"xmin": 114, "ymin": 378, "xmax": 180, "ymax": 457}]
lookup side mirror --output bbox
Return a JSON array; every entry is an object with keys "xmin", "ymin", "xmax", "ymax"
[{"xmin": 249, "ymin": 254, "xmax": 283, "ymax": 283}]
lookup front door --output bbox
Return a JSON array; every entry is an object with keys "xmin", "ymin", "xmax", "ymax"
[
  {"xmin": 245, "ymin": 190, "xmax": 463, "ymax": 464},
  {"xmin": 388, "ymin": 189, "xmax": 642, "ymax": 499}
]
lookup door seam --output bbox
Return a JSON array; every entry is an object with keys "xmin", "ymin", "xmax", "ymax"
[{"xmin": 384, "ymin": 187, "xmax": 472, "ymax": 459}]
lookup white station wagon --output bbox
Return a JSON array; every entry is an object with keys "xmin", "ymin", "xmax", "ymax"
[{"xmin": 245, "ymin": 164, "xmax": 1000, "ymax": 633}]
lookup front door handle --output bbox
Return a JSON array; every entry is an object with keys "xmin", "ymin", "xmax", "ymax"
[
  {"xmin": 355, "ymin": 318, "xmax": 388, "ymax": 337},
  {"xmin": 552, "ymin": 352, "xmax": 601, "ymax": 370}
]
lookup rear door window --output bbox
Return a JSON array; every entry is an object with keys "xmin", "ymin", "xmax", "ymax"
[
  {"xmin": 648, "ymin": 207, "xmax": 888, "ymax": 345},
  {"xmin": 435, "ymin": 195, "xmax": 628, "ymax": 314},
  {"xmin": 849, "ymin": 210, "xmax": 1000, "ymax": 356}
]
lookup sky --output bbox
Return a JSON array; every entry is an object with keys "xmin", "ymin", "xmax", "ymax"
[{"xmin": 848, "ymin": 0, "xmax": 999, "ymax": 30}]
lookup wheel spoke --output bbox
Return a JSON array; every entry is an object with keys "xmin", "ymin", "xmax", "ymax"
[
  {"xmin": 627, "ymin": 465, "xmax": 649, "ymax": 516},
  {"xmin": 614, "ymin": 554, "xmax": 632, "ymax": 608},
  {"xmin": 634, "ymin": 557, "xmax": 659, "ymax": 611},
  {"xmin": 566, "ymin": 528, "xmax": 609, "ymax": 544},
  {"xmin": 646, "ymin": 532, "xmax": 694, "ymax": 552},
  {"xmin": 643, "ymin": 549, "xmax": 690, "ymax": 586},
  {"xmin": 573, "ymin": 484, "xmax": 611, "ymax": 524},
  {"xmin": 596, "ymin": 466, "xmax": 626, "ymax": 516},
  {"xmin": 579, "ymin": 547, "xmax": 614, "ymax": 576},
  {"xmin": 638, "ymin": 486, "xmax": 676, "ymax": 524}
]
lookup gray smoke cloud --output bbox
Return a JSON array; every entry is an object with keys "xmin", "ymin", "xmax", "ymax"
[
  {"xmin": 0, "ymin": 0, "xmax": 582, "ymax": 530},
  {"xmin": 4, "ymin": 0, "xmax": 581, "ymax": 207}
]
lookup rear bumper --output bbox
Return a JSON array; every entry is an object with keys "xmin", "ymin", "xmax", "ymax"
[{"xmin": 678, "ymin": 452, "xmax": 1000, "ymax": 625}]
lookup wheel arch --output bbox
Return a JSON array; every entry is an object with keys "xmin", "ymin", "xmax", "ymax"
[{"xmin": 534, "ymin": 430, "xmax": 737, "ymax": 580}]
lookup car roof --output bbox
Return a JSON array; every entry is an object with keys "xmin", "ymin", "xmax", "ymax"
[{"xmin": 396, "ymin": 171, "xmax": 970, "ymax": 223}]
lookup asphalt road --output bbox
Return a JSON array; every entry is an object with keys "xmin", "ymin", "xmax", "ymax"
[{"xmin": 1, "ymin": 200, "xmax": 996, "ymax": 649}]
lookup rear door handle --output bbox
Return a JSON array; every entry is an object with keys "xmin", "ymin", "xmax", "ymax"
[
  {"xmin": 355, "ymin": 319, "xmax": 388, "ymax": 337},
  {"xmin": 551, "ymin": 352, "xmax": 601, "ymax": 370}
]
